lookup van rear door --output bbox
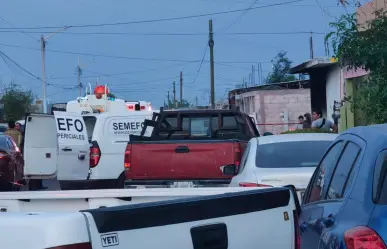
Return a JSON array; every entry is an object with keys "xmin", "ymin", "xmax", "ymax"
[
  {"xmin": 24, "ymin": 113, "xmax": 58, "ymax": 179},
  {"xmin": 23, "ymin": 112, "xmax": 90, "ymax": 180},
  {"xmin": 54, "ymin": 111, "xmax": 90, "ymax": 180}
]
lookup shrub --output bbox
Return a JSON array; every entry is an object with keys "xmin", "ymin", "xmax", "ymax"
[{"xmin": 281, "ymin": 128, "xmax": 335, "ymax": 134}]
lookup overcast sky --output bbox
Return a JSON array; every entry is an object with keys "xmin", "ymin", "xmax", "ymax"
[{"xmin": 1, "ymin": 0, "xmax": 359, "ymax": 107}]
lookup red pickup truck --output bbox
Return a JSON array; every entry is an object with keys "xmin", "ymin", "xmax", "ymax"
[{"xmin": 124, "ymin": 108, "xmax": 259, "ymax": 188}]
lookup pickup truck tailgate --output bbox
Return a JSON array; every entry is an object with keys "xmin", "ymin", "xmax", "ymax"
[
  {"xmin": 129, "ymin": 141, "xmax": 235, "ymax": 180},
  {"xmin": 83, "ymin": 188, "xmax": 297, "ymax": 249}
]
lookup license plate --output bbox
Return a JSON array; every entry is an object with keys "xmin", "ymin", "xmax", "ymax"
[{"xmin": 170, "ymin": 182, "xmax": 195, "ymax": 188}]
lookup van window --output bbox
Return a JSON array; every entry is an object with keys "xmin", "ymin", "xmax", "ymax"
[{"xmin": 83, "ymin": 116, "xmax": 97, "ymax": 141}]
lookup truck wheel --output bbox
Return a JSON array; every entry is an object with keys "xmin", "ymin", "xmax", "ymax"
[{"xmin": 116, "ymin": 173, "xmax": 126, "ymax": 189}]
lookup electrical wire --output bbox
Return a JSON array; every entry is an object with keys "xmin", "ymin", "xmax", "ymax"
[
  {"xmin": 0, "ymin": 50, "xmax": 75, "ymax": 89},
  {"xmin": 191, "ymin": 45, "xmax": 208, "ymax": 85},
  {"xmin": 0, "ymin": 30, "xmax": 327, "ymax": 36},
  {"xmin": 48, "ymin": 88, "xmax": 76, "ymax": 97},
  {"xmin": 67, "ymin": 62, "xmax": 196, "ymax": 80},
  {"xmin": 224, "ymin": 0, "xmax": 260, "ymax": 30},
  {"xmin": 0, "ymin": 42, "xmax": 279, "ymax": 64},
  {"xmin": 315, "ymin": 0, "xmax": 335, "ymax": 18},
  {"xmin": 0, "ymin": 16, "xmax": 37, "ymax": 41},
  {"xmin": 0, "ymin": 43, "xmax": 201, "ymax": 63},
  {"xmin": 0, "ymin": 0, "xmax": 305, "ymax": 30}
]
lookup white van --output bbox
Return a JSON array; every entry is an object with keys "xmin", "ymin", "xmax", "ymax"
[
  {"xmin": 60, "ymin": 111, "xmax": 154, "ymax": 190},
  {"xmin": 23, "ymin": 111, "xmax": 154, "ymax": 190}
]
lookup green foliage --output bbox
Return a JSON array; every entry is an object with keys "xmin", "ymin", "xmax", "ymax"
[
  {"xmin": 266, "ymin": 51, "xmax": 297, "ymax": 84},
  {"xmin": 326, "ymin": 10, "xmax": 387, "ymax": 124},
  {"xmin": 281, "ymin": 128, "xmax": 335, "ymax": 134},
  {"xmin": 167, "ymin": 98, "xmax": 191, "ymax": 109},
  {"xmin": 107, "ymin": 92, "xmax": 116, "ymax": 98},
  {"xmin": 1, "ymin": 83, "xmax": 34, "ymax": 121}
]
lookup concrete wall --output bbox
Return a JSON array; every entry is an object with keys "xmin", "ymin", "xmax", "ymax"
[
  {"xmin": 357, "ymin": 0, "xmax": 387, "ymax": 30},
  {"xmin": 236, "ymin": 89, "xmax": 311, "ymax": 134}
]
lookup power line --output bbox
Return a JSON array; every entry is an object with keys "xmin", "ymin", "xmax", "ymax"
[
  {"xmin": 0, "ymin": 42, "xmax": 278, "ymax": 64},
  {"xmin": 0, "ymin": 50, "xmax": 75, "ymax": 89},
  {"xmin": 0, "ymin": 16, "xmax": 37, "ymax": 41},
  {"xmin": 51, "ymin": 62, "xmax": 195, "ymax": 80},
  {"xmin": 0, "ymin": 30, "xmax": 327, "ymax": 36},
  {"xmin": 0, "ymin": 0, "xmax": 305, "ymax": 30},
  {"xmin": 315, "ymin": 0, "xmax": 335, "ymax": 18},
  {"xmin": 191, "ymin": 44, "xmax": 208, "ymax": 85},
  {"xmin": 225, "ymin": 0, "xmax": 260, "ymax": 30},
  {"xmin": 0, "ymin": 43, "xmax": 201, "ymax": 63}
]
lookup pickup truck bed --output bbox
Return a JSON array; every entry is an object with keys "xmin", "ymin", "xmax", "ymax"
[
  {"xmin": 0, "ymin": 187, "xmax": 299, "ymax": 249},
  {"xmin": 125, "ymin": 108, "xmax": 259, "ymax": 187},
  {"xmin": 126, "ymin": 139, "xmax": 242, "ymax": 186}
]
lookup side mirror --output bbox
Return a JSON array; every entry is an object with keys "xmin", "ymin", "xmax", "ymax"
[{"xmin": 221, "ymin": 164, "xmax": 236, "ymax": 176}]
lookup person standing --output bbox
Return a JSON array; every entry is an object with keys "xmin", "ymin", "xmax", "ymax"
[
  {"xmin": 4, "ymin": 120, "xmax": 22, "ymax": 147},
  {"xmin": 297, "ymin": 115, "xmax": 304, "ymax": 130},
  {"xmin": 311, "ymin": 109, "xmax": 337, "ymax": 132},
  {"xmin": 303, "ymin": 113, "xmax": 312, "ymax": 129}
]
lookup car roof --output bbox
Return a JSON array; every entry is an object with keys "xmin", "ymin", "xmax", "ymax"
[
  {"xmin": 344, "ymin": 124, "xmax": 387, "ymax": 145},
  {"xmin": 256, "ymin": 133, "xmax": 338, "ymax": 145}
]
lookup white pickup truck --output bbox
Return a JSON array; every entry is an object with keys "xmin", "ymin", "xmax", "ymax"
[{"xmin": 0, "ymin": 187, "xmax": 300, "ymax": 249}]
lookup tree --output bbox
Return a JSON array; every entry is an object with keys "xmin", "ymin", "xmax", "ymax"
[
  {"xmin": 107, "ymin": 92, "xmax": 116, "ymax": 98},
  {"xmin": 326, "ymin": 10, "xmax": 387, "ymax": 124},
  {"xmin": 1, "ymin": 83, "xmax": 34, "ymax": 121},
  {"xmin": 266, "ymin": 51, "xmax": 296, "ymax": 84},
  {"xmin": 167, "ymin": 98, "xmax": 191, "ymax": 109}
]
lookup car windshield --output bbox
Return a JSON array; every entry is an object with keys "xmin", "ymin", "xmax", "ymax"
[{"xmin": 255, "ymin": 140, "xmax": 333, "ymax": 168}]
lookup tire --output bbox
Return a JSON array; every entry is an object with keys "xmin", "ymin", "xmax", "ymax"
[{"xmin": 116, "ymin": 173, "xmax": 126, "ymax": 189}]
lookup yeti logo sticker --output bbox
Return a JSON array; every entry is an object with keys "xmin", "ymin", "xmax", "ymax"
[{"xmin": 101, "ymin": 233, "xmax": 119, "ymax": 247}]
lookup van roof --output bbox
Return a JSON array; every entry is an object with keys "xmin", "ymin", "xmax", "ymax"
[{"xmin": 82, "ymin": 110, "xmax": 156, "ymax": 119}]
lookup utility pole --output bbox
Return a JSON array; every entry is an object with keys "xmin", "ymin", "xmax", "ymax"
[
  {"xmin": 173, "ymin": 81, "xmax": 177, "ymax": 108},
  {"xmin": 40, "ymin": 35, "xmax": 47, "ymax": 113},
  {"xmin": 195, "ymin": 96, "xmax": 199, "ymax": 106},
  {"xmin": 209, "ymin": 19, "xmax": 215, "ymax": 108},
  {"xmin": 77, "ymin": 57, "xmax": 83, "ymax": 97},
  {"xmin": 167, "ymin": 91, "xmax": 170, "ymax": 109},
  {"xmin": 309, "ymin": 32, "xmax": 314, "ymax": 59},
  {"xmin": 179, "ymin": 71, "xmax": 183, "ymax": 105},
  {"xmin": 40, "ymin": 26, "xmax": 69, "ymax": 113}
]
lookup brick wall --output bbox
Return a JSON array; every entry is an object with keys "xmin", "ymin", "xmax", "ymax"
[{"xmin": 238, "ymin": 89, "xmax": 311, "ymax": 134}]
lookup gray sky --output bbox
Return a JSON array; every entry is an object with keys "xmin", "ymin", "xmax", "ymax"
[{"xmin": 1, "ymin": 0, "xmax": 357, "ymax": 107}]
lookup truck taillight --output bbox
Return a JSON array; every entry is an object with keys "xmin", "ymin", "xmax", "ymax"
[
  {"xmin": 140, "ymin": 105, "xmax": 145, "ymax": 110},
  {"xmin": 344, "ymin": 226, "xmax": 387, "ymax": 249},
  {"xmin": 90, "ymin": 141, "xmax": 101, "ymax": 168},
  {"xmin": 124, "ymin": 144, "xmax": 132, "ymax": 170},
  {"xmin": 127, "ymin": 105, "xmax": 134, "ymax": 110},
  {"xmin": 233, "ymin": 142, "xmax": 241, "ymax": 172},
  {"xmin": 293, "ymin": 210, "xmax": 301, "ymax": 249},
  {"xmin": 47, "ymin": 242, "xmax": 92, "ymax": 249}
]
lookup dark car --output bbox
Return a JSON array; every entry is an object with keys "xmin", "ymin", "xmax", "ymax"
[
  {"xmin": 0, "ymin": 135, "xmax": 24, "ymax": 191},
  {"xmin": 299, "ymin": 124, "xmax": 387, "ymax": 249}
]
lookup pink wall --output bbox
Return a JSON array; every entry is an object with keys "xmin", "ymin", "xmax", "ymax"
[{"xmin": 238, "ymin": 89, "xmax": 311, "ymax": 134}]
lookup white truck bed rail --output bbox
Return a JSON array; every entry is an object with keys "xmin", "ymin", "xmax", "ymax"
[
  {"xmin": 0, "ymin": 187, "xmax": 270, "ymax": 212},
  {"xmin": 0, "ymin": 187, "xmax": 299, "ymax": 249}
]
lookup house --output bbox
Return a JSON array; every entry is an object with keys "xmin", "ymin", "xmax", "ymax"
[
  {"xmin": 228, "ymin": 80, "xmax": 311, "ymax": 134},
  {"xmin": 289, "ymin": 58, "xmax": 343, "ymax": 128}
]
